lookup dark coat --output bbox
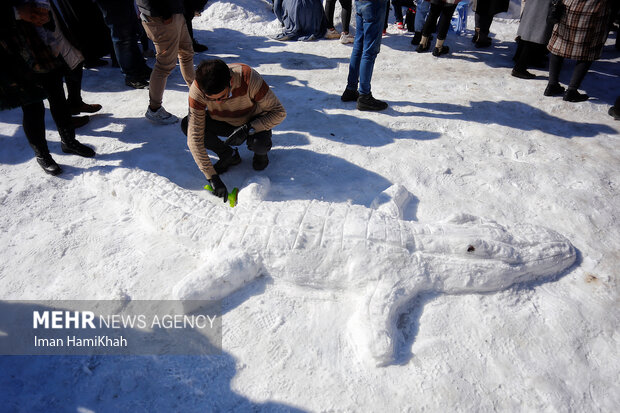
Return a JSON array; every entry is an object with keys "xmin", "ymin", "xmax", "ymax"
[
  {"xmin": 548, "ymin": 0, "xmax": 613, "ymax": 61},
  {"xmin": 472, "ymin": 0, "xmax": 509, "ymax": 16},
  {"xmin": 0, "ymin": 5, "xmax": 56, "ymax": 110},
  {"xmin": 273, "ymin": 0, "xmax": 327, "ymax": 40},
  {"xmin": 52, "ymin": 0, "xmax": 112, "ymax": 62}
]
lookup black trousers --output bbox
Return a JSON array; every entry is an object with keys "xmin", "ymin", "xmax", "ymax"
[
  {"xmin": 22, "ymin": 70, "xmax": 74, "ymax": 157},
  {"xmin": 422, "ymin": 3, "xmax": 457, "ymax": 40},
  {"xmin": 182, "ymin": 114, "xmax": 272, "ymax": 159}
]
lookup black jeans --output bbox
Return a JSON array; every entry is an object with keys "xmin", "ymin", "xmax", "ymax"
[
  {"xmin": 423, "ymin": 3, "xmax": 457, "ymax": 40},
  {"xmin": 391, "ymin": 0, "xmax": 415, "ymax": 22},
  {"xmin": 324, "ymin": 0, "xmax": 352, "ymax": 32},
  {"xmin": 182, "ymin": 115, "xmax": 272, "ymax": 159},
  {"xmin": 22, "ymin": 100, "xmax": 48, "ymax": 158},
  {"xmin": 22, "ymin": 70, "xmax": 76, "ymax": 157}
]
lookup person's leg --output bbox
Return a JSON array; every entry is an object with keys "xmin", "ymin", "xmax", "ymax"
[
  {"xmin": 392, "ymin": 0, "xmax": 404, "ymax": 22},
  {"xmin": 548, "ymin": 53, "xmax": 563, "ymax": 85},
  {"xmin": 22, "ymin": 100, "xmax": 63, "ymax": 175},
  {"xmin": 65, "ymin": 64, "xmax": 103, "ymax": 114},
  {"xmin": 436, "ymin": 4, "xmax": 456, "ymax": 41},
  {"xmin": 418, "ymin": 2, "xmax": 441, "ymax": 51},
  {"xmin": 544, "ymin": 53, "xmax": 566, "ymax": 96},
  {"xmin": 564, "ymin": 60, "xmax": 592, "ymax": 102},
  {"xmin": 65, "ymin": 64, "xmax": 83, "ymax": 108},
  {"xmin": 346, "ymin": 11, "xmax": 366, "ymax": 92},
  {"xmin": 38, "ymin": 71, "xmax": 95, "ymax": 157},
  {"xmin": 95, "ymin": 0, "xmax": 149, "ymax": 83},
  {"xmin": 39, "ymin": 72, "xmax": 72, "ymax": 132},
  {"xmin": 384, "ymin": 0, "xmax": 390, "ymax": 31},
  {"xmin": 340, "ymin": 0, "xmax": 352, "ymax": 33},
  {"xmin": 22, "ymin": 100, "xmax": 49, "ymax": 158},
  {"xmin": 512, "ymin": 40, "xmax": 536, "ymax": 78},
  {"xmin": 177, "ymin": 16, "xmax": 196, "ymax": 87},
  {"xmin": 358, "ymin": 0, "xmax": 387, "ymax": 95},
  {"xmin": 247, "ymin": 130, "xmax": 272, "ymax": 170},
  {"xmin": 143, "ymin": 14, "xmax": 184, "ymax": 112},
  {"xmin": 474, "ymin": 12, "xmax": 493, "ymax": 47},
  {"xmin": 325, "ymin": 0, "xmax": 336, "ymax": 29},
  {"xmin": 432, "ymin": 4, "xmax": 456, "ymax": 55}
]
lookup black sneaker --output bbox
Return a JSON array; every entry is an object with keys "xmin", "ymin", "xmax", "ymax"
[
  {"xmin": 214, "ymin": 148, "xmax": 241, "ymax": 174},
  {"xmin": 416, "ymin": 40, "xmax": 431, "ymax": 53},
  {"xmin": 563, "ymin": 89, "xmax": 589, "ymax": 102},
  {"xmin": 475, "ymin": 37, "xmax": 492, "ymax": 48},
  {"xmin": 125, "ymin": 77, "xmax": 149, "ymax": 89},
  {"xmin": 341, "ymin": 88, "xmax": 359, "ymax": 102},
  {"xmin": 511, "ymin": 68, "xmax": 536, "ymax": 79},
  {"xmin": 61, "ymin": 139, "xmax": 95, "ymax": 158},
  {"xmin": 410, "ymin": 31, "xmax": 422, "ymax": 45},
  {"xmin": 36, "ymin": 155, "xmax": 62, "ymax": 175},
  {"xmin": 432, "ymin": 45, "xmax": 450, "ymax": 57},
  {"xmin": 252, "ymin": 154, "xmax": 269, "ymax": 171},
  {"xmin": 357, "ymin": 93, "xmax": 388, "ymax": 111},
  {"xmin": 544, "ymin": 83, "xmax": 565, "ymax": 97}
]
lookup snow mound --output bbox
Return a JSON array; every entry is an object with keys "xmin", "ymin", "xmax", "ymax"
[
  {"xmin": 239, "ymin": 176, "xmax": 271, "ymax": 202},
  {"xmin": 370, "ymin": 184, "xmax": 412, "ymax": 220}
]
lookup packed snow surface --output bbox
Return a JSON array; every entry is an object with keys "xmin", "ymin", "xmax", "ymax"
[{"xmin": 1, "ymin": 0, "xmax": 619, "ymax": 411}]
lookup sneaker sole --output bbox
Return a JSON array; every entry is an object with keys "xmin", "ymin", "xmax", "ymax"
[{"xmin": 145, "ymin": 115, "xmax": 179, "ymax": 125}]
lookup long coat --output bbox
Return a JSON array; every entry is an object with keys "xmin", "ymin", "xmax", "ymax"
[
  {"xmin": 472, "ymin": 0, "xmax": 509, "ymax": 15},
  {"xmin": 516, "ymin": 0, "xmax": 553, "ymax": 45},
  {"xmin": 273, "ymin": 0, "xmax": 327, "ymax": 40},
  {"xmin": 548, "ymin": 0, "xmax": 613, "ymax": 61}
]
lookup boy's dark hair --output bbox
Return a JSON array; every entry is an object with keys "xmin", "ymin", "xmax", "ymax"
[{"xmin": 196, "ymin": 59, "xmax": 231, "ymax": 95}]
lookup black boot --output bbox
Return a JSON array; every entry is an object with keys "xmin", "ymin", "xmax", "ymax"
[
  {"xmin": 252, "ymin": 153, "xmax": 269, "ymax": 171},
  {"xmin": 410, "ymin": 31, "xmax": 422, "ymax": 45},
  {"xmin": 341, "ymin": 88, "xmax": 359, "ymax": 102},
  {"xmin": 357, "ymin": 93, "xmax": 388, "ymax": 111},
  {"xmin": 544, "ymin": 83, "xmax": 565, "ymax": 97},
  {"xmin": 60, "ymin": 128, "xmax": 95, "ymax": 158},
  {"xmin": 432, "ymin": 45, "xmax": 450, "ymax": 57},
  {"xmin": 563, "ymin": 88, "xmax": 589, "ymax": 102},
  {"xmin": 214, "ymin": 148, "xmax": 241, "ymax": 174},
  {"xmin": 36, "ymin": 155, "xmax": 62, "ymax": 175}
]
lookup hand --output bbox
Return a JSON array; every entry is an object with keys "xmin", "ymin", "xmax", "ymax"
[
  {"xmin": 16, "ymin": 4, "xmax": 50, "ymax": 27},
  {"xmin": 208, "ymin": 175, "xmax": 228, "ymax": 203},
  {"xmin": 225, "ymin": 124, "xmax": 251, "ymax": 146}
]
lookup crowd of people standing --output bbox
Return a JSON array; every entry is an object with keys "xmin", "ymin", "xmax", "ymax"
[{"xmin": 1, "ymin": 0, "xmax": 618, "ymax": 182}]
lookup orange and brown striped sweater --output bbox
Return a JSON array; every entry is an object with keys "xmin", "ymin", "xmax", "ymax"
[{"xmin": 187, "ymin": 63, "xmax": 286, "ymax": 180}]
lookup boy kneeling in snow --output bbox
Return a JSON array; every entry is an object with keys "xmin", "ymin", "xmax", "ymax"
[{"xmin": 182, "ymin": 59, "xmax": 286, "ymax": 202}]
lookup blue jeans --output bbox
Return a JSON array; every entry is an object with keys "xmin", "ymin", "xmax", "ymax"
[
  {"xmin": 95, "ymin": 0, "xmax": 148, "ymax": 80},
  {"xmin": 414, "ymin": 0, "xmax": 431, "ymax": 33},
  {"xmin": 346, "ymin": 0, "xmax": 388, "ymax": 95}
]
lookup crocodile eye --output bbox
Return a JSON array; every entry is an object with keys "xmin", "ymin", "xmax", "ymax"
[{"xmin": 467, "ymin": 245, "xmax": 476, "ymax": 252}]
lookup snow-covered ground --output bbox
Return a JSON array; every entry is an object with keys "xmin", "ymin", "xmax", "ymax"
[{"xmin": 1, "ymin": 0, "xmax": 619, "ymax": 411}]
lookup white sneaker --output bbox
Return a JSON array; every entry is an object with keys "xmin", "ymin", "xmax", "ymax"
[
  {"xmin": 145, "ymin": 106, "xmax": 179, "ymax": 125},
  {"xmin": 340, "ymin": 32, "xmax": 354, "ymax": 44},
  {"xmin": 325, "ymin": 28, "xmax": 340, "ymax": 39}
]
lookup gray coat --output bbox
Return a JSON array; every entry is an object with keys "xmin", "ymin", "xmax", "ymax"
[{"xmin": 516, "ymin": 0, "xmax": 553, "ymax": 45}]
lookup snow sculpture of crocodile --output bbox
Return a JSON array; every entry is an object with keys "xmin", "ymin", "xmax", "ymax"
[{"xmin": 96, "ymin": 169, "xmax": 577, "ymax": 366}]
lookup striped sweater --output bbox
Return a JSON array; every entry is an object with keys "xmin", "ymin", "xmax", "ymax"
[{"xmin": 187, "ymin": 63, "xmax": 286, "ymax": 179}]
